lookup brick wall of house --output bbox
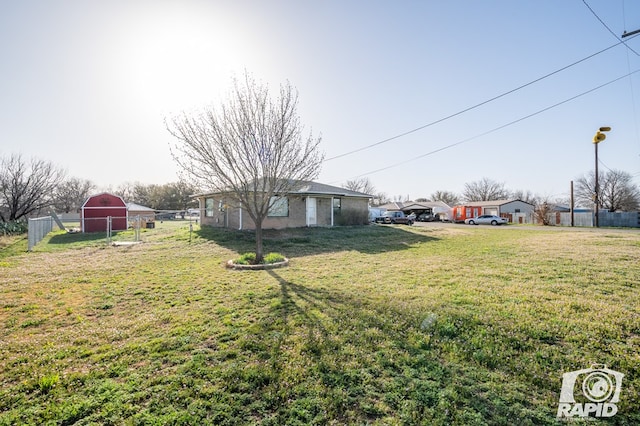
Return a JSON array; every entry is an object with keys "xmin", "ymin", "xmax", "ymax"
[{"xmin": 199, "ymin": 194, "xmax": 370, "ymax": 230}]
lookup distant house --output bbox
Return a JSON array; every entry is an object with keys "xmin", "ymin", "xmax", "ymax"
[
  {"xmin": 548, "ymin": 204, "xmax": 591, "ymax": 213},
  {"xmin": 452, "ymin": 200, "xmax": 534, "ymax": 223},
  {"xmin": 196, "ymin": 180, "xmax": 371, "ymax": 230},
  {"xmin": 126, "ymin": 202, "xmax": 156, "ymax": 227},
  {"xmin": 377, "ymin": 201, "xmax": 409, "ymax": 211}
]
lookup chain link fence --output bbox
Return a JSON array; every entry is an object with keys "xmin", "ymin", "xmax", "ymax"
[{"xmin": 28, "ymin": 216, "xmax": 55, "ymax": 251}]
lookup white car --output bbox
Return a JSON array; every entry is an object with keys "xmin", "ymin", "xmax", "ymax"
[{"xmin": 464, "ymin": 215, "xmax": 508, "ymax": 226}]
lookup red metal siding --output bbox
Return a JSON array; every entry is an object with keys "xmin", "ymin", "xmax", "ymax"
[
  {"xmin": 81, "ymin": 193, "xmax": 128, "ymax": 233},
  {"xmin": 452, "ymin": 205, "xmax": 482, "ymax": 222}
]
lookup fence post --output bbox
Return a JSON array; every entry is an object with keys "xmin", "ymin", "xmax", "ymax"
[
  {"xmin": 28, "ymin": 218, "xmax": 35, "ymax": 251},
  {"xmin": 106, "ymin": 216, "xmax": 112, "ymax": 244},
  {"xmin": 135, "ymin": 215, "xmax": 141, "ymax": 242}
]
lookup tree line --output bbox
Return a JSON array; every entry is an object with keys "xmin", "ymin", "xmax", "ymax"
[{"xmin": 0, "ymin": 153, "xmax": 199, "ymax": 223}]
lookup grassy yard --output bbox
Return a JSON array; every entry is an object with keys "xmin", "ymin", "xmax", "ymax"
[{"xmin": 0, "ymin": 222, "xmax": 639, "ymax": 425}]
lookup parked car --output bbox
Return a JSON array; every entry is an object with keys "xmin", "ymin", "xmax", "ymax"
[
  {"xmin": 416, "ymin": 213, "xmax": 435, "ymax": 222},
  {"xmin": 374, "ymin": 211, "xmax": 414, "ymax": 225},
  {"xmin": 464, "ymin": 215, "xmax": 508, "ymax": 226}
]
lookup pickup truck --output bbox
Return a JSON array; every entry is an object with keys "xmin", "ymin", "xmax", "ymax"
[{"xmin": 374, "ymin": 211, "xmax": 414, "ymax": 225}]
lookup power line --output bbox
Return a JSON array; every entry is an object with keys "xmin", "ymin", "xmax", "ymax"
[
  {"xmin": 581, "ymin": 0, "xmax": 640, "ymax": 56},
  {"xmin": 623, "ymin": 32, "xmax": 640, "ymax": 160},
  {"xmin": 598, "ymin": 158, "xmax": 613, "ymax": 173},
  {"xmin": 324, "ymin": 41, "xmax": 625, "ymax": 162},
  {"xmin": 620, "ymin": 0, "xmax": 640, "ymax": 164},
  {"xmin": 337, "ymin": 68, "xmax": 640, "ymax": 182}
]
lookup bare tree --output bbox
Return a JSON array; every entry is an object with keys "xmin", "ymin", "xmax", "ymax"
[
  {"xmin": 130, "ymin": 182, "xmax": 154, "ymax": 207},
  {"xmin": 462, "ymin": 178, "xmax": 509, "ymax": 202},
  {"xmin": 575, "ymin": 169, "xmax": 640, "ymax": 211},
  {"xmin": 113, "ymin": 182, "xmax": 135, "ymax": 202},
  {"xmin": 343, "ymin": 177, "xmax": 376, "ymax": 195},
  {"xmin": 600, "ymin": 170, "xmax": 640, "ymax": 211},
  {"xmin": 430, "ymin": 190, "xmax": 460, "ymax": 206},
  {"xmin": 167, "ymin": 181, "xmax": 200, "ymax": 211},
  {"xmin": 130, "ymin": 181, "xmax": 199, "ymax": 210},
  {"xmin": 54, "ymin": 177, "xmax": 95, "ymax": 213},
  {"xmin": 510, "ymin": 189, "xmax": 538, "ymax": 206},
  {"xmin": 0, "ymin": 154, "xmax": 66, "ymax": 221},
  {"xmin": 167, "ymin": 73, "xmax": 323, "ymax": 262},
  {"xmin": 533, "ymin": 197, "xmax": 554, "ymax": 225},
  {"xmin": 371, "ymin": 192, "xmax": 390, "ymax": 206}
]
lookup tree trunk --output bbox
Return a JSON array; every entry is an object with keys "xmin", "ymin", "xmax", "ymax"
[{"xmin": 255, "ymin": 221, "xmax": 264, "ymax": 263}]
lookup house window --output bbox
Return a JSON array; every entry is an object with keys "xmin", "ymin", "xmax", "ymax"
[
  {"xmin": 268, "ymin": 196, "xmax": 288, "ymax": 217},
  {"xmin": 333, "ymin": 198, "xmax": 341, "ymax": 215},
  {"xmin": 515, "ymin": 209, "xmax": 521, "ymax": 213},
  {"xmin": 205, "ymin": 198, "xmax": 215, "ymax": 217}
]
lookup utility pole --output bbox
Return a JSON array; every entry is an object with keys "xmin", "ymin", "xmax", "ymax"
[{"xmin": 570, "ymin": 181, "xmax": 574, "ymax": 227}]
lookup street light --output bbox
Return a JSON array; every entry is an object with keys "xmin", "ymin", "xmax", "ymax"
[{"xmin": 592, "ymin": 126, "xmax": 611, "ymax": 227}]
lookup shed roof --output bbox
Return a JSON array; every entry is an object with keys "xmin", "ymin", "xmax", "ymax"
[
  {"xmin": 81, "ymin": 192, "xmax": 127, "ymax": 208},
  {"xmin": 126, "ymin": 202, "xmax": 155, "ymax": 212}
]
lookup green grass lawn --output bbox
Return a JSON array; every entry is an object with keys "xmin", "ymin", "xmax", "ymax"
[
  {"xmin": 0, "ymin": 234, "xmax": 27, "ymax": 260},
  {"xmin": 1, "ymin": 222, "xmax": 639, "ymax": 425}
]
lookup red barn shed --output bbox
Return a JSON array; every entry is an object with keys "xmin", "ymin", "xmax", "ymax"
[{"xmin": 81, "ymin": 193, "xmax": 128, "ymax": 233}]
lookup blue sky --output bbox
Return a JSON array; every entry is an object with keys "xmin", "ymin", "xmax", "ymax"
[{"xmin": 2, "ymin": 1, "xmax": 640, "ymax": 201}]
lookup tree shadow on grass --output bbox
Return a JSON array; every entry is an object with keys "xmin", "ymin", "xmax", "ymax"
[
  {"xmin": 195, "ymin": 224, "xmax": 438, "ymax": 257},
  {"xmin": 46, "ymin": 231, "xmax": 108, "ymax": 245},
  {"xmin": 228, "ymin": 270, "xmax": 552, "ymax": 424},
  {"xmin": 247, "ymin": 269, "xmax": 452, "ymax": 423}
]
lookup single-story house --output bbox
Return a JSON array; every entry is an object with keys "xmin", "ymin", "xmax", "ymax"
[
  {"xmin": 452, "ymin": 199, "xmax": 534, "ymax": 223},
  {"xmin": 196, "ymin": 180, "xmax": 371, "ymax": 230},
  {"xmin": 126, "ymin": 202, "xmax": 156, "ymax": 227},
  {"xmin": 377, "ymin": 201, "xmax": 408, "ymax": 211}
]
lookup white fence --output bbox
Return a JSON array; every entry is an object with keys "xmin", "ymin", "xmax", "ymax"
[
  {"xmin": 28, "ymin": 216, "xmax": 54, "ymax": 251},
  {"xmin": 556, "ymin": 212, "xmax": 593, "ymax": 227}
]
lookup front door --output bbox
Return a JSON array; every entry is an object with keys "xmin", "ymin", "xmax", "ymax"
[{"xmin": 306, "ymin": 197, "xmax": 317, "ymax": 226}]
